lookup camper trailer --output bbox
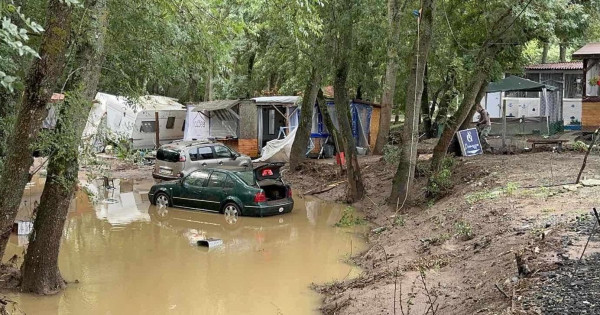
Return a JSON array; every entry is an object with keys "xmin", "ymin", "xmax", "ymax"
[{"xmin": 82, "ymin": 92, "xmax": 187, "ymax": 151}]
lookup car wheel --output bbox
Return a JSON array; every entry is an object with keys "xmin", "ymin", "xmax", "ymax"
[
  {"xmin": 223, "ymin": 202, "xmax": 242, "ymax": 224},
  {"xmin": 154, "ymin": 192, "xmax": 171, "ymax": 208}
]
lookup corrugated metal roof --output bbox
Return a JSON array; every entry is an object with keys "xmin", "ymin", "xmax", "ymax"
[
  {"xmin": 573, "ymin": 43, "xmax": 600, "ymax": 58},
  {"xmin": 252, "ymin": 96, "xmax": 300, "ymax": 105},
  {"xmin": 525, "ymin": 62, "xmax": 583, "ymax": 70},
  {"xmin": 192, "ymin": 99, "xmax": 240, "ymax": 112}
]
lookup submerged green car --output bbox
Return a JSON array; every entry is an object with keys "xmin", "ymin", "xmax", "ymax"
[{"xmin": 148, "ymin": 163, "xmax": 293, "ymax": 217}]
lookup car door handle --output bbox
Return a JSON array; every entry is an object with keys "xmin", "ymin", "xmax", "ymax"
[
  {"xmin": 202, "ymin": 163, "xmax": 207, "ymax": 166},
  {"xmin": 218, "ymin": 161, "xmax": 223, "ymax": 165}
]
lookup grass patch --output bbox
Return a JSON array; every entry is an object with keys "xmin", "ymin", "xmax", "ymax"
[
  {"xmin": 454, "ymin": 221, "xmax": 474, "ymax": 240},
  {"xmin": 465, "ymin": 190, "xmax": 499, "ymax": 204},
  {"xmin": 393, "ymin": 215, "xmax": 406, "ymax": 227},
  {"xmin": 335, "ymin": 207, "xmax": 365, "ymax": 227}
]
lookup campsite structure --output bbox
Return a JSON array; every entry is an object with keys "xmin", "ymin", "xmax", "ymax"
[
  {"xmin": 187, "ymin": 96, "xmax": 381, "ymax": 159},
  {"xmin": 82, "ymin": 93, "xmax": 187, "ymax": 150},
  {"xmin": 572, "ymin": 42, "xmax": 600, "ymax": 131}
]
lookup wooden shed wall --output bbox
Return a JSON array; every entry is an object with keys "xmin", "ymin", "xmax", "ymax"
[{"xmin": 582, "ymin": 101, "xmax": 600, "ymax": 131}]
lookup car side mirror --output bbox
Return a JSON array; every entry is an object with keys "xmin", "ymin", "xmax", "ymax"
[{"xmin": 231, "ymin": 153, "xmax": 237, "ymax": 160}]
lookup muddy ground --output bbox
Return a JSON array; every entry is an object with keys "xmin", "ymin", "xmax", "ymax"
[{"xmin": 283, "ymin": 149, "xmax": 600, "ymax": 315}]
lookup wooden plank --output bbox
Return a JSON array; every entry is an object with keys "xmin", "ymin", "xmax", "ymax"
[{"xmin": 582, "ymin": 102, "xmax": 600, "ymax": 129}]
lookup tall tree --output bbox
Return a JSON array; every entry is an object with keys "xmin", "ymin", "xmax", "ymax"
[
  {"xmin": 332, "ymin": 0, "xmax": 365, "ymax": 203},
  {"xmin": 389, "ymin": 0, "xmax": 435, "ymax": 206},
  {"xmin": 21, "ymin": 0, "xmax": 109, "ymax": 294},
  {"xmin": 289, "ymin": 68, "xmax": 322, "ymax": 170},
  {"xmin": 0, "ymin": 0, "xmax": 74, "ymax": 256},
  {"xmin": 373, "ymin": 0, "xmax": 408, "ymax": 154}
]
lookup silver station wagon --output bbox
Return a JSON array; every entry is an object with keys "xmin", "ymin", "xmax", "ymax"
[{"xmin": 152, "ymin": 141, "xmax": 252, "ymax": 181}]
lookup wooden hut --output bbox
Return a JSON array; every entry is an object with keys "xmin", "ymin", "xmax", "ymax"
[{"xmin": 572, "ymin": 43, "xmax": 600, "ymax": 131}]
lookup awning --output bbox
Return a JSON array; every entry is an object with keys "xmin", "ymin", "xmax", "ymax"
[
  {"xmin": 252, "ymin": 96, "xmax": 300, "ymax": 105},
  {"xmin": 486, "ymin": 75, "xmax": 558, "ymax": 93},
  {"xmin": 192, "ymin": 100, "xmax": 240, "ymax": 112}
]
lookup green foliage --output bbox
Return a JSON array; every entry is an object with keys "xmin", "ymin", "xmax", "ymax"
[
  {"xmin": 454, "ymin": 221, "xmax": 474, "ymax": 240},
  {"xmin": 427, "ymin": 158, "xmax": 455, "ymax": 199},
  {"xmin": 382, "ymin": 144, "xmax": 401, "ymax": 164},
  {"xmin": 393, "ymin": 214, "xmax": 405, "ymax": 227},
  {"xmin": 335, "ymin": 206, "xmax": 365, "ymax": 227},
  {"xmin": 573, "ymin": 141, "xmax": 588, "ymax": 152},
  {"xmin": 503, "ymin": 182, "xmax": 520, "ymax": 196},
  {"xmin": 465, "ymin": 190, "xmax": 499, "ymax": 204}
]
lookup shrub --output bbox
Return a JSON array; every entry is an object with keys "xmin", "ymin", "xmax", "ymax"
[
  {"xmin": 383, "ymin": 144, "xmax": 401, "ymax": 164},
  {"xmin": 427, "ymin": 157, "xmax": 455, "ymax": 199},
  {"xmin": 455, "ymin": 221, "xmax": 474, "ymax": 240},
  {"xmin": 335, "ymin": 207, "xmax": 365, "ymax": 227},
  {"xmin": 573, "ymin": 141, "xmax": 588, "ymax": 152}
]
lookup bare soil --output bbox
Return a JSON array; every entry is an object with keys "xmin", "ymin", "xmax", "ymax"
[{"xmin": 284, "ymin": 151, "xmax": 600, "ymax": 315}]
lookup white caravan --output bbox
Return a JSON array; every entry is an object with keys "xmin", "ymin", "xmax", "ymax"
[{"xmin": 82, "ymin": 92, "xmax": 187, "ymax": 150}]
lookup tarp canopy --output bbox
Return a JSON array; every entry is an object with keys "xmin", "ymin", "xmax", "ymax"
[
  {"xmin": 192, "ymin": 100, "xmax": 240, "ymax": 112},
  {"xmin": 486, "ymin": 75, "xmax": 558, "ymax": 93}
]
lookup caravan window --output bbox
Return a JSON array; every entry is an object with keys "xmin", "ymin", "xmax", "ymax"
[
  {"xmin": 166, "ymin": 117, "xmax": 175, "ymax": 129},
  {"xmin": 140, "ymin": 121, "xmax": 156, "ymax": 133}
]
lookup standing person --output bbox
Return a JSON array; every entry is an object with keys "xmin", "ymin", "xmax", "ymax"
[{"xmin": 476, "ymin": 104, "xmax": 492, "ymax": 152}]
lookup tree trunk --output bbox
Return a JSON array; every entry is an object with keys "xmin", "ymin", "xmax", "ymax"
[
  {"xmin": 0, "ymin": 0, "xmax": 73, "ymax": 257},
  {"xmin": 389, "ymin": 0, "xmax": 435, "ymax": 206},
  {"xmin": 246, "ymin": 51, "xmax": 256, "ymax": 98},
  {"xmin": 373, "ymin": 0, "xmax": 406, "ymax": 155},
  {"xmin": 289, "ymin": 68, "xmax": 322, "ymax": 170},
  {"xmin": 204, "ymin": 60, "xmax": 213, "ymax": 102},
  {"xmin": 459, "ymin": 82, "xmax": 488, "ymax": 131},
  {"xmin": 21, "ymin": 0, "xmax": 108, "ymax": 295},
  {"xmin": 333, "ymin": 0, "xmax": 364, "ymax": 203},
  {"xmin": 316, "ymin": 89, "xmax": 341, "ymax": 154},
  {"xmin": 421, "ymin": 64, "xmax": 432, "ymax": 134},
  {"xmin": 430, "ymin": 71, "xmax": 488, "ymax": 173},
  {"xmin": 541, "ymin": 41, "xmax": 549, "ymax": 63},
  {"xmin": 559, "ymin": 43, "xmax": 567, "ymax": 62}
]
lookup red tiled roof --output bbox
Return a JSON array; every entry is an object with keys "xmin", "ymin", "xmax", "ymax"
[
  {"xmin": 573, "ymin": 43, "xmax": 600, "ymax": 58},
  {"xmin": 525, "ymin": 62, "xmax": 583, "ymax": 70}
]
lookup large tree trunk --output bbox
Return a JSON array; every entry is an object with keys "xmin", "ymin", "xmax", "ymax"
[
  {"xmin": 559, "ymin": 43, "xmax": 567, "ymax": 62},
  {"xmin": 333, "ymin": 0, "xmax": 364, "ymax": 203},
  {"xmin": 541, "ymin": 41, "xmax": 549, "ymax": 63},
  {"xmin": 430, "ymin": 71, "xmax": 488, "ymax": 173},
  {"xmin": 459, "ymin": 82, "xmax": 488, "ymax": 131},
  {"xmin": 316, "ymin": 89, "xmax": 341, "ymax": 154},
  {"xmin": 21, "ymin": 0, "xmax": 108, "ymax": 295},
  {"xmin": 373, "ymin": 0, "xmax": 407, "ymax": 154},
  {"xmin": 289, "ymin": 68, "xmax": 322, "ymax": 170},
  {"xmin": 204, "ymin": 60, "xmax": 213, "ymax": 102},
  {"xmin": 389, "ymin": 0, "xmax": 435, "ymax": 206},
  {"xmin": 0, "ymin": 0, "xmax": 73, "ymax": 257}
]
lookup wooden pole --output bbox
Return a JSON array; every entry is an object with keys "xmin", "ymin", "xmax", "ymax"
[
  {"xmin": 502, "ymin": 99, "xmax": 507, "ymax": 149},
  {"xmin": 576, "ymin": 127, "xmax": 600, "ymax": 183},
  {"xmin": 155, "ymin": 111, "xmax": 160, "ymax": 149}
]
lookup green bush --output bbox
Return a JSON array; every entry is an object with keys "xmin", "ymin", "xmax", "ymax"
[
  {"xmin": 335, "ymin": 207, "xmax": 365, "ymax": 227},
  {"xmin": 383, "ymin": 144, "xmax": 401, "ymax": 164},
  {"xmin": 573, "ymin": 141, "xmax": 588, "ymax": 152},
  {"xmin": 427, "ymin": 157, "xmax": 455, "ymax": 199},
  {"xmin": 455, "ymin": 221, "xmax": 474, "ymax": 240}
]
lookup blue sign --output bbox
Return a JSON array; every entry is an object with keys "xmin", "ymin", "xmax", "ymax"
[{"xmin": 457, "ymin": 128, "xmax": 483, "ymax": 156}]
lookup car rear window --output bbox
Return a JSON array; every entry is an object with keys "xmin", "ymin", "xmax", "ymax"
[
  {"xmin": 156, "ymin": 148, "xmax": 180, "ymax": 162},
  {"xmin": 235, "ymin": 171, "xmax": 256, "ymax": 186}
]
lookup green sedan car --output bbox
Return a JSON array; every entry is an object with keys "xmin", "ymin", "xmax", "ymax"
[{"xmin": 148, "ymin": 163, "xmax": 293, "ymax": 217}]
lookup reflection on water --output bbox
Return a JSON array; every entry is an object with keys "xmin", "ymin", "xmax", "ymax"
[{"xmin": 3, "ymin": 178, "xmax": 366, "ymax": 315}]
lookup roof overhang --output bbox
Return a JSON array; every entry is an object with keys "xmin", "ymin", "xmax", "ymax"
[
  {"xmin": 486, "ymin": 75, "xmax": 558, "ymax": 93},
  {"xmin": 192, "ymin": 100, "xmax": 240, "ymax": 112},
  {"xmin": 572, "ymin": 42, "xmax": 600, "ymax": 60}
]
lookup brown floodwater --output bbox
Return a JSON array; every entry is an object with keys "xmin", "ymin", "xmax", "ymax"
[{"xmin": 3, "ymin": 178, "xmax": 366, "ymax": 314}]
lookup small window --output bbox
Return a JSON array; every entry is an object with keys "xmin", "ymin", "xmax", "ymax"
[
  {"xmin": 182, "ymin": 119, "xmax": 186, "ymax": 131},
  {"xmin": 198, "ymin": 147, "xmax": 214, "ymax": 159},
  {"xmin": 224, "ymin": 175, "xmax": 236, "ymax": 189},
  {"xmin": 189, "ymin": 148, "xmax": 199, "ymax": 161},
  {"xmin": 214, "ymin": 145, "xmax": 231, "ymax": 158},
  {"xmin": 207, "ymin": 172, "xmax": 227, "ymax": 188},
  {"xmin": 268, "ymin": 109, "xmax": 275, "ymax": 135},
  {"xmin": 166, "ymin": 117, "xmax": 175, "ymax": 129},
  {"xmin": 156, "ymin": 149, "xmax": 180, "ymax": 162},
  {"xmin": 140, "ymin": 121, "xmax": 156, "ymax": 133},
  {"xmin": 185, "ymin": 170, "xmax": 210, "ymax": 187}
]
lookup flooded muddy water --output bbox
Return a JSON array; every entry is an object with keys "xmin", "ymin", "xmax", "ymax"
[{"xmin": 3, "ymin": 178, "xmax": 366, "ymax": 314}]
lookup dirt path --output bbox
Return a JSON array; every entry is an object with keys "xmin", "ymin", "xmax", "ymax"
[{"xmin": 284, "ymin": 151, "xmax": 600, "ymax": 314}]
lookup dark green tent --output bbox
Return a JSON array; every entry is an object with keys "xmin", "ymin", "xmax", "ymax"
[
  {"xmin": 486, "ymin": 75, "xmax": 557, "ymax": 93},
  {"xmin": 485, "ymin": 76, "xmax": 558, "ymax": 150}
]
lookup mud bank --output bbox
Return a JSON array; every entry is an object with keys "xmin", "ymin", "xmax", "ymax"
[{"xmin": 284, "ymin": 152, "xmax": 600, "ymax": 314}]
